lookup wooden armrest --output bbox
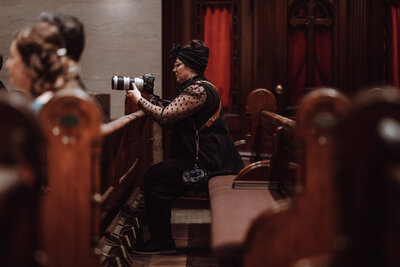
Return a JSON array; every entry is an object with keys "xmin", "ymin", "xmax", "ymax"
[
  {"xmin": 292, "ymin": 253, "xmax": 334, "ymax": 267},
  {"xmin": 234, "ymin": 139, "xmax": 246, "ymax": 147},
  {"xmin": 232, "ymin": 160, "xmax": 278, "ymax": 189}
]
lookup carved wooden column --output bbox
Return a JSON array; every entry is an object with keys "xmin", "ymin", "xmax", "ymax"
[
  {"xmin": 347, "ymin": 0, "xmax": 368, "ymax": 90},
  {"xmin": 334, "ymin": 0, "xmax": 348, "ymax": 91}
]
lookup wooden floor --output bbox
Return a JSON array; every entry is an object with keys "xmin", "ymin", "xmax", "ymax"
[{"xmin": 131, "ymin": 199, "xmax": 234, "ymax": 267}]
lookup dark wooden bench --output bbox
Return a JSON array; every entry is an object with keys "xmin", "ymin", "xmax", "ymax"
[
  {"xmin": 38, "ymin": 88, "xmax": 152, "ymax": 267},
  {"xmin": 241, "ymin": 88, "xmax": 350, "ymax": 267},
  {"xmin": 0, "ymin": 91, "xmax": 46, "ymax": 267},
  {"xmin": 208, "ymin": 90, "xmax": 297, "ymax": 261},
  {"xmin": 332, "ymin": 87, "xmax": 400, "ymax": 267},
  {"xmin": 233, "ymin": 110, "xmax": 297, "ymax": 190},
  {"xmin": 235, "ymin": 88, "xmax": 278, "ymax": 164},
  {"xmin": 289, "ymin": 87, "xmax": 400, "ymax": 267}
]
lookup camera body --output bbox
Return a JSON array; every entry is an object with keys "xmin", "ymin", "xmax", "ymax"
[{"xmin": 111, "ymin": 73, "xmax": 155, "ymax": 95}]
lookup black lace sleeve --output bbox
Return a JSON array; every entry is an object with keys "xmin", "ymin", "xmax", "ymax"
[{"xmin": 138, "ymin": 83, "xmax": 207, "ymax": 125}]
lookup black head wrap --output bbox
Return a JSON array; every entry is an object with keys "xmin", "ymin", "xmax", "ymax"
[{"xmin": 170, "ymin": 42, "xmax": 209, "ymax": 75}]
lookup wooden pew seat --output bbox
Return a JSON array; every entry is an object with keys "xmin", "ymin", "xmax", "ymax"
[
  {"xmin": 208, "ymin": 107, "xmax": 296, "ymax": 261},
  {"xmin": 208, "ymin": 174, "xmax": 287, "ymax": 259}
]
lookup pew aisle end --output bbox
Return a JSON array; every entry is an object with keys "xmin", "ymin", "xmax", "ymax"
[
  {"xmin": 242, "ymin": 88, "xmax": 350, "ymax": 267},
  {"xmin": 38, "ymin": 88, "xmax": 152, "ymax": 267}
]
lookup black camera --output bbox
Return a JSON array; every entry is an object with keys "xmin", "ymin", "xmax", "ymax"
[{"xmin": 111, "ymin": 73, "xmax": 155, "ymax": 95}]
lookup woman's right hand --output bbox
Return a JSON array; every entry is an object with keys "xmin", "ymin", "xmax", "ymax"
[{"xmin": 125, "ymin": 82, "xmax": 142, "ymax": 105}]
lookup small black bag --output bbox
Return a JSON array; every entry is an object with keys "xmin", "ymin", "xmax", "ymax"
[
  {"xmin": 182, "ymin": 166, "xmax": 208, "ymax": 186},
  {"xmin": 182, "ymin": 165, "xmax": 209, "ymax": 194}
]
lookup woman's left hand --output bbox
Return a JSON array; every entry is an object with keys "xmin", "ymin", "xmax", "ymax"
[{"xmin": 125, "ymin": 82, "xmax": 142, "ymax": 104}]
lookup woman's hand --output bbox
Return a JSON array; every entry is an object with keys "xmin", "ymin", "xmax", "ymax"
[{"xmin": 125, "ymin": 82, "xmax": 142, "ymax": 105}]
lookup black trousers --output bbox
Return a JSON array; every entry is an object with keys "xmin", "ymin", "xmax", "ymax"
[{"xmin": 144, "ymin": 157, "xmax": 195, "ymax": 242}]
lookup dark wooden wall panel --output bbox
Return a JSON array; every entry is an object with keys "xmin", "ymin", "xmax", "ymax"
[
  {"xmin": 253, "ymin": 0, "xmax": 288, "ymax": 92},
  {"xmin": 162, "ymin": 0, "xmax": 390, "ymax": 156}
]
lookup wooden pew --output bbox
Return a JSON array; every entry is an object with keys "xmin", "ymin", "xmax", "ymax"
[
  {"xmin": 333, "ymin": 87, "xmax": 400, "ymax": 267},
  {"xmin": 0, "ymin": 91, "xmax": 46, "ymax": 267},
  {"xmin": 241, "ymin": 88, "xmax": 350, "ymax": 267},
  {"xmin": 235, "ymin": 88, "xmax": 278, "ymax": 163},
  {"xmin": 290, "ymin": 87, "xmax": 400, "ymax": 267},
  {"xmin": 38, "ymin": 88, "xmax": 152, "ymax": 267},
  {"xmin": 233, "ymin": 110, "xmax": 297, "ymax": 190},
  {"xmin": 208, "ymin": 93, "xmax": 296, "ymax": 262}
]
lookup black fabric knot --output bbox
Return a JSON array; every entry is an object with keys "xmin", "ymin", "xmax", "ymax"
[
  {"xmin": 170, "ymin": 43, "xmax": 183, "ymax": 59},
  {"xmin": 170, "ymin": 43, "xmax": 209, "ymax": 75}
]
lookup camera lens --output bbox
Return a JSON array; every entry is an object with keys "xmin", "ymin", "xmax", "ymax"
[
  {"xmin": 111, "ymin": 76, "xmax": 131, "ymax": 90},
  {"xmin": 133, "ymin": 77, "xmax": 144, "ymax": 90},
  {"xmin": 111, "ymin": 76, "xmax": 144, "ymax": 91}
]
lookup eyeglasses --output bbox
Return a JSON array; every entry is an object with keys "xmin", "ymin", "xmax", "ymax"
[{"xmin": 173, "ymin": 62, "xmax": 183, "ymax": 69}]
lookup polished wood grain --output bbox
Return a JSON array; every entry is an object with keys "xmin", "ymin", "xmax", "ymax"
[
  {"xmin": 235, "ymin": 88, "xmax": 277, "ymax": 160},
  {"xmin": 38, "ymin": 88, "xmax": 152, "ymax": 266},
  {"xmin": 39, "ymin": 88, "xmax": 103, "ymax": 267},
  {"xmin": 242, "ymin": 88, "xmax": 350, "ymax": 267}
]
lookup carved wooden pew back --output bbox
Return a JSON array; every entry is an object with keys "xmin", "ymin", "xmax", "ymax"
[
  {"xmin": 260, "ymin": 110, "xmax": 297, "ymax": 188},
  {"xmin": 236, "ymin": 88, "xmax": 278, "ymax": 162},
  {"xmin": 39, "ymin": 88, "xmax": 151, "ymax": 267},
  {"xmin": 242, "ymin": 88, "xmax": 350, "ymax": 267},
  {"xmin": 290, "ymin": 87, "xmax": 400, "ymax": 267},
  {"xmin": 233, "ymin": 109, "xmax": 296, "ymax": 190},
  {"xmin": 334, "ymin": 88, "xmax": 400, "ymax": 267}
]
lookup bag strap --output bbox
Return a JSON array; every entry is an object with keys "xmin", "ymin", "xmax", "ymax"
[
  {"xmin": 195, "ymin": 80, "xmax": 222, "ymax": 132},
  {"xmin": 192, "ymin": 80, "xmax": 222, "ymax": 168}
]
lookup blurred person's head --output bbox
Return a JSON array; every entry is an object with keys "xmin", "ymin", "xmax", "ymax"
[
  {"xmin": 6, "ymin": 22, "xmax": 78, "ymax": 97},
  {"xmin": 38, "ymin": 12, "xmax": 85, "ymax": 61}
]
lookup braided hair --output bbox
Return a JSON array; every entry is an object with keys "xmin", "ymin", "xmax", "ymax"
[{"xmin": 13, "ymin": 22, "xmax": 78, "ymax": 97}]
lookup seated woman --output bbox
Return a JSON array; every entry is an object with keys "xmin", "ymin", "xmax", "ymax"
[
  {"xmin": 5, "ymin": 21, "xmax": 79, "ymax": 110},
  {"xmin": 126, "ymin": 39, "xmax": 244, "ymax": 254}
]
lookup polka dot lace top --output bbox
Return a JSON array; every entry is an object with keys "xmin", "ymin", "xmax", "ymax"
[{"xmin": 138, "ymin": 83, "xmax": 207, "ymax": 125}]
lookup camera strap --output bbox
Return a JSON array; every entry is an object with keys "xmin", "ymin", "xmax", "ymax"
[{"xmin": 193, "ymin": 84, "xmax": 222, "ymax": 167}]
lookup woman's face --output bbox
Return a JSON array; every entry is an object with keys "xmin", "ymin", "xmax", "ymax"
[
  {"xmin": 6, "ymin": 41, "xmax": 32, "ymax": 93},
  {"xmin": 173, "ymin": 58, "xmax": 196, "ymax": 84}
]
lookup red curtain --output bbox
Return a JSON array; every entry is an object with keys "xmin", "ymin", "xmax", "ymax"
[
  {"xmin": 204, "ymin": 6, "xmax": 232, "ymax": 107},
  {"xmin": 391, "ymin": 6, "xmax": 400, "ymax": 87}
]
